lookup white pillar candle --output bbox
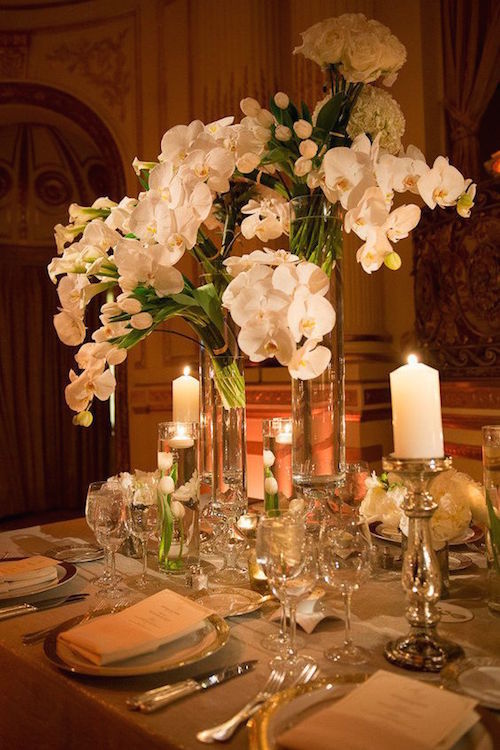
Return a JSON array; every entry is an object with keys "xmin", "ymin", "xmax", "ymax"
[
  {"xmin": 172, "ymin": 366, "xmax": 199, "ymax": 423},
  {"xmin": 390, "ymin": 355, "xmax": 444, "ymax": 458},
  {"xmin": 275, "ymin": 424, "xmax": 293, "ymax": 445},
  {"xmin": 168, "ymin": 423, "xmax": 195, "ymax": 449}
]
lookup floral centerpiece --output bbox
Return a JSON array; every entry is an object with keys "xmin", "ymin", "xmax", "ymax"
[{"xmin": 48, "ymin": 12, "xmax": 475, "ymax": 429}]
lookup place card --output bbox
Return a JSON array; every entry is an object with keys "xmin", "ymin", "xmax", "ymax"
[
  {"xmin": 278, "ymin": 670, "xmax": 479, "ymax": 750},
  {"xmin": 58, "ymin": 589, "xmax": 214, "ymax": 666}
]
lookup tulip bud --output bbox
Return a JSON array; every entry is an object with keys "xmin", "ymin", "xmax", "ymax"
[
  {"xmin": 264, "ymin": 476, "xmax": 279, "ymax": 495},
  {"xmin": 293, "ymin": 119, "xmax": 313, "ymax": 139},
  {"xmin": 263, "ymin": 449, "xmax": 275, "ymax": 468},
  {"xmin": 257, "ymin": 108, "xmax": 275, "ymax": 128},
  {"xmin": 158, "ymin": 451, "xmax": 173, "ymax": 472},
  {"xmin": 236, "ymin": 152, "xmax": 261, "ymax": 174},
  {"xmin": 299, "ymin": 139, "xmax": 318, "ymax": 159},
  {"xmin": 118, "ymin": 296, "xmax": 142, "ymax": 315},
  {"xmin": 131, "ymin": 312, "xmax": 153, "ymax": 330},
  {"xmin": 240, "ymin": 97, "xmax": 261, "ymax": 118},
  {"xmin": 106, "ymin": 347, "xmax": 128, "ymax": 366},
  {"xmin": 384, "ymin": 251, "xmax": 402, "ymax": 271},
  {"xmin": 159, "ymin": 475, "xmax": 175, "ymax": 495},
  {"xmin": 294, "ymin": 157, "xmax": 312, "ymax": 177},
  {"xmin": 73, "ymin": 410, "xmax": 93, "ymax": 427},
  {"xmin": 275, "ymin": 125, "xmax": 292, "ymax": 142},
  {"xmin": 171, "ymin": 500, "xmax": 186, "ymax": 519},
  {"xmin": 274, "ymin": 92, "xmax": 289, "ymax": 109}
]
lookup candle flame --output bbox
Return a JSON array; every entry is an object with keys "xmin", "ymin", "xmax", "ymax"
[
  {"xmin": 284, "ymin": 422, "xmax": 292, "ymax": 434},
  {"xmin": 183, "ymin": 366, "xmax": 190, "ymax": 376},
  {"xmin": 407, "ymin": 354, "xmax": 418, "ymax": 365},
  {"xmin": 178, "ymin": 424, "xmax": 187, "ymax": 437}
]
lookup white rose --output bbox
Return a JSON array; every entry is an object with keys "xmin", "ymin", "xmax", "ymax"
[
  {"xmin": 263, "ymin": 449, "xmax": 275, "ymax": 468},
  {"xmin": 159, "ymin": 475, "xmax": 175, "ymax": 495},
  {"xmin": 293, "ymin": 120, "xmax": 313, "ymax": 139},
  {"xmin": 294, "ymin": 156, "xmax": 312, "ymax": 176},
  {"xmin": 158, "ymin": 451, "xmax": 173, "ymax": 472},
  {"xmin": 274, "ymin": 92, "xmax": 289, "ymax": 109},
  {"xmin": 275, "ymin": 125, "xmax": 291, "ymax": 142},
  {"xmin": 340, "ymin": 30, "xmax": 384, "ymax": 83},
  {"xmin": 240, "ymin": 97, "xmax": 261, "ymax": 117},
  {"xmin": 264, "ymin": 476, "xmax": 279, "ymax": 495},
  {"xmin": 299, "ymin": 139, "xmax": 318, "ymax": 158}
]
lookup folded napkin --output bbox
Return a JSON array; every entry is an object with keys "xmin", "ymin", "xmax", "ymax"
[
  {"xmin": 0, "ymin": 555, "xmax": 58, "ymax": 593},
  {"xmin": 278, "ymin": 670, "xmax": 479, "ymax": 750},
  {"xmin": 58, "ymin": 589, "xmax": 214, "ymax": 666},
  {"xmin": 269, "ymin": 591, "xmax": 338, "ymax": 634}
]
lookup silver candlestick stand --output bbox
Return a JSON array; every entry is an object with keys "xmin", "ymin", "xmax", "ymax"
[{"xmin": 382, "ymin": 455, "xmax": 464, "ymax": 672}]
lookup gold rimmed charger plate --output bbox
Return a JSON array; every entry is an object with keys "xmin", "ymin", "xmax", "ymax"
[
  {"xmin": 248, "ymin": 674, "xmax": 368, "ymax": 750},
  {"xmin": 43, "ymin": 613, "xmax": 230, "ymax": 677}
]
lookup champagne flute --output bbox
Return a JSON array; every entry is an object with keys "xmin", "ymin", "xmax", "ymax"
[
  {"xmin": 319, "ymin": 514, "xmax": 371, "ymax": 664},
  {"xmin": 92, "ymin": 484, "xmax": 127, "ymax": 598},
  {"xmin": 126, "ymin": 483, "xmax": 161, "ymax": 588},
  {"xmin": 256, "ymin": 513, "xmax": 316, "ymax": 679}
]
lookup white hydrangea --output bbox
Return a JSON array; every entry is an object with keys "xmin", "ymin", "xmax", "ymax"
[{"xmin": 347, "ymin": 86, "xmax": 405, "ymax": 155}]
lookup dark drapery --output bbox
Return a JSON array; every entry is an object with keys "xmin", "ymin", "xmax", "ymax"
[{"xmin": 441, "ymin": 0, "xmax": 500, "ymax": 180}]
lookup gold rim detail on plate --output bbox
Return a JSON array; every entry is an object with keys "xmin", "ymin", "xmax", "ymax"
[
  {"xmin": 248, "ymin": 674, "xmax": 368, "ymax": 750},
  {"xmin": 193, "ymin": 587, "xmax": 266, "ymax": 617},
  {"xmin": 43, "ymin": 613, "xmax": 230, "ymax": 677}
]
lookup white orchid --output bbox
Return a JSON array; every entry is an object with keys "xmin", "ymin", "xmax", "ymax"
[
  {"xmin": 183, "ymin": 144, "xmax": 235, "ymax": 193},
  {"xmin": 417, "ymin": 156, "xmax": 468, "ymax": 209},
  {"xmin": 65, "ymin": 364, "xmax": 116, "ymax": 413},
  {"xmin": 322, "ymin": 135, "xmax": 376, "ymax": 209},
  {"xmin": 53, "ymin": 309, "xmax": 86, "ymax": 346},
  {"xmin": 240, "ymin": 198, "xmax": 290, "ymax": 241},
  {"xmin": 104, "ymin": 197, "xmax": 138, "ymax": 232},
  {"xmin": 238, "ymin": 316, "xmax": 296, "ymax": 365},
  {"xmin": 287, "ymin": 290, "xmax": 336, "ymax": 342},
  {"xmin": 56, "ymin": 274, "xmax": 90, "ymax": 314},
  {"xmin": 159, "ymin": 120, "xmax": 205, "ymax": 168},
  {"xmin": 288, "ymin": 339, "xmax": 331, "ymax": 380}
]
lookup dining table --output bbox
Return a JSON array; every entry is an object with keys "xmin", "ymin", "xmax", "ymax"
[{"xmin": 0, "ymin": 517, "xmax": 499, "ymax": 750}]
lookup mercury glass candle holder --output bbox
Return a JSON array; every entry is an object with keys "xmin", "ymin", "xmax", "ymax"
[
  {"xmin": 382, "ymin": 455, "xmax": 464, "ymax": 672},
  {"xmin": 157, "ymin": 421, "xmax": 200, "ymax": 575}
]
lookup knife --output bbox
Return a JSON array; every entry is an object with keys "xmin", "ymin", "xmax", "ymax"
[
  {"xmin": 0, "ymin": 593, "xmax": 89, "ymax": 621},
  {"xmin": 127, "ymin": 660, "xmax": 258, "ymax": 713}
]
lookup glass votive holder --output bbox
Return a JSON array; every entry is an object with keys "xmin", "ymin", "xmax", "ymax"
[
  {"xmin": 248, "ymin": 549, "xmax": 269, "ymax": 594},
  {"xmin": 263, "ymin": 418, "xmax": 293, "ymax": 515},
  {"xmin": 157, "ymin": 421, "xmax": 200, "ymax": 575}
]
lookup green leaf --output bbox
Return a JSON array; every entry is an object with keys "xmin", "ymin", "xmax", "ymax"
[
  {"xmin": 192, "ymin": 283, "xmax": 224, "ymax": 332},
  {"xmin": 288, "ymin": 101, "xmax": 300, "ymax": 122},
  {"xmin": 269, "ymin": 97, "xmax": 281, "ymax": 120},
  {"xmin": 315, "ymin": 93, "xmax": 343, "ymax": 134},
  {"xmin": 486, "ymin": 489, "xmax": 500, "ymax": 569},
  {"xmin": 301, "ymin": 102, "xmax": 312, "ymax": 123}
]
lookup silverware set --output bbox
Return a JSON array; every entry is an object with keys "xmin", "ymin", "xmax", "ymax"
[{"xmin": 0, "ymin": 593, "xmax": 89, "ymax": 623}]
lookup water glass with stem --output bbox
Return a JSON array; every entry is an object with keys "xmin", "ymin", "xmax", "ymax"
[
  {"xmin": 85, "ymin": 481, "xmax": 121, "ymax": 590},
  {"xmin": 319, "ymin": 513, "xmax": 371, "ymax": 664},
  {"xmin": 126, "ymin": 482, "xmax": 161, "ymax": 588},
  {"xmin": 91, "ymin": 483, "xmax": 128, "ymax": 598},
  {"xmin": 256, "ymin": 513, "xmax": 317, "ymax": 679}
]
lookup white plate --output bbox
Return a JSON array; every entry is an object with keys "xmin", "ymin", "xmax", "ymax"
[
  {"xmin": 43, "ymin": 613, "xmax": 229, "ymax": 677},
  {"xmin": 249, "ymin": 679, "xmax": 493, "ymax": 750},
  {"xmin": 371, "ymin": 524, "xmax": 483, "ymax": 548},
  {"xmin": 194, "ymin": 587, "xmax": 266, "ymax": 618},
  {"xmin": 449, "ymin": 553, "xmax": 473, "ymax": 572},
  {"xmin": 0, "ymin": 560, "xmax": 77, "ymax": 601},
  {"xmin": 442, "ymin": 658, "xmax": 500, "ymax": 711},
  {"xmin": 44, "ymin": 544, "xmax": 104, "ymax": 563}
]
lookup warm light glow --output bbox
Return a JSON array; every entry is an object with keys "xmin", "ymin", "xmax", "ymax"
[
  {"xmin": 183, "ymin": 366, "xmax": 190, "ymax": 376},
  {"xmin": 177, "ymin": 423, "xmax": 187, "ymax": 437},
  {"xmin": 407, "ymin": 354, "xmax": 418, "ymax": 365},
  {"xmin": 284, "ymin": 422, "xmax": 292, "ymax": 434}
]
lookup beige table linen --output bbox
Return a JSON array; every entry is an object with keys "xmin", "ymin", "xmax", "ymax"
[{"xmin": 0, "ymin": 519, "xmax": 499, "ymax": 750}]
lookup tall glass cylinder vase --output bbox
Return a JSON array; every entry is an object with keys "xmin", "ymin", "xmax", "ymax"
[{"xmin": 290, "ymin": 195, "xmax": 345, "ymax": 507}]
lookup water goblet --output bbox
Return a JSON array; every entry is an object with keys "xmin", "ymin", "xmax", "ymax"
[
  {"xmin": 85, "ymin": 480, "xmax": 123, "ymax": 590},
  {"xmin": 319, "ymin": 514, "xmax": 371, "ymax": 664},
  {"xmin": 256, "ymin": 513, "xmax": 317, "ymax": 679},
  {"xmin": 126, "ymin": 482, "xmax": 161, "ymax": 588},
  {"xmin": 92, "ymin": 483, "xmax": 128, "ymax": 598}
]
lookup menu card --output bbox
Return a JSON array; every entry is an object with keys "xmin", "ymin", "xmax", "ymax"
[
  {"xmin": 278, "ymin": 671, "xmax": 479, "ymax": 750},
  {"xmin": 0, "ymin": 555, "xmax": 58, "ymax": 592},
  {"xmin": 58, "ymin": 589, "xmax": 214, "ymax": 666}
]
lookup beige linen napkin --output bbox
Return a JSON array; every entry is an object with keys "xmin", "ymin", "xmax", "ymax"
[
  {"xmin": 0, "ymin": 555, "xmax": 58, "ymax": 593},
  {"xmin": 277, "ymin": 670, "xmax": 479, "ymax": 750},
  {"xmin": 58, "ymin": 589, "xmax": 214, "ymax": 666}
]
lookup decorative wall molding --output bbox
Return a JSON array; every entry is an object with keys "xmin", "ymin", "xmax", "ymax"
[
  {"xmin": 46, "ymin": 29, "xmax": 131, "ymax": 118},
  {"xmin": 0, "ymin": 32, "xmax": 29, "ymax": 78}
]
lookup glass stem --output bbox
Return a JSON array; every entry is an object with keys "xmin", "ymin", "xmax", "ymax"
[
  {"xmin": 279, "ymin": 601, "xmax": 288, "ymax": 646},
  {"xmin": 287, "ymin": 599, "xmax": 297, "ymax": 660},
  {"xmin": 110, "ymin": 549, "xmax": 116, "ymax": 587},
  {"xmin": 104, "ymin": 548, "xmax": 111, "ymax": 576},
  {"xmin": 343, "ymin": 590, "xmax": 353, "ymax": 648},
  {"xmin": 142, "ymin": 539, "xmax": 148, "ymax": 581}
]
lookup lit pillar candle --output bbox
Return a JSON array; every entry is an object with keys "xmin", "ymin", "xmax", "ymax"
[
  {"xmin": 390, "ymin": 355, "xmax": 444, "ymax": 458},
  {"xmin": 172, "ymin": 366, "xmax": 199, "ymax": 423},
  {"xmin": 275, "ymin": 423, "xmax": 293, "ymax": 445}
]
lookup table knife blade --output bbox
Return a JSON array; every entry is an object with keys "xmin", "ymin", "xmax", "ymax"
[
  {"xmin": 127, "ymin": 659, "xmax": 257, "ymax": 713},
  {"xmin": 0, "ymin": 593, "xmax": 88, "ymax": 621}
]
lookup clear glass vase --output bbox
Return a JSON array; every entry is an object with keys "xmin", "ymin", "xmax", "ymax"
[
  {"xmin": 290, "ymin": 195, "xmax": 345, "ymax": 506},
  {"xmin": 157, "ymin": 421, "xmax": 200, "ymax": 575}
]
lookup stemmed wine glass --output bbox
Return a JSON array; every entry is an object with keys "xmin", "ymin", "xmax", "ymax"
[
  {"xmin": 86, "ymin": 481, "xmax": 127, "ymax": 598},
  {"xmin": 319, "ymin": 513, "xmax": 371, "ymax": 664},
  {"xmin": 256, "ymin": 513, "xmax": 317, "ymax": 679},
  {"xmin": 126, "ymin": 482, "xmax": 161, "ymax": 588}
]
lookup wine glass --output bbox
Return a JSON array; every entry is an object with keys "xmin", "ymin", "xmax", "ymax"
[
  {"xmin": 90, "ymin": 483, "xmax": 127, "ymax": 598},
  {"xmin": 256, "ymin": 513, "xmax": 317, "ymax": 679},
  {"xmin": 319, "ymin": 514, "xmax": 371, "ymax": 664},
  {"xmin": 85, "ymin": 481, "xmax": 120, "ymax": 590},
  {"xmin": 126, "ymin": 482, "xmax": 161, "ymax": 588}
]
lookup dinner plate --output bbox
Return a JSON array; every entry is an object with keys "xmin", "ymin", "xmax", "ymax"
[
  {"xmin": 442, "ymin": 658, "xmax": 500, "ymax": 711},
  {"xmin": 193, "ymin": 587, "xmax": 267, "ymax": 618},
  {"xmin": 43, "ymin": 613, "xmax": 230, "ymax": 677},
  {"xmin": 248, "ymin": 676, "xmax": 493, "ymax": 750},
  {"xmin": 449, "ymin": 553, "xmax": 473, "ymax": 572},
  {"xmin": 0, "ymin": 559, "xmax": 77, "ymax": 601},
  {"xmin": 44, "ymin": 543, "xmax": 104, "ymax": 564},
  {"xmin": 370, "ymin": 523, "xmax": 483, "ymax": 548}
]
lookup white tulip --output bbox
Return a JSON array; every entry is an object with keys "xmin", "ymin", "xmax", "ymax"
[
  {"xmin": 275, "ymin": 125, "xmax": 292, "ymax": 142},
  {"xmin": 158, "ymin": 451, "xmax": 174, "ymax": 472},
  {"xmin": 130, "ymin": 312, "xmax": 153, "ymax": 330},
  {"xmin": 294, "ymin": 157, "xmax": 312, "ymax": 176},
  {"xmin": 293, "ymin": 120, "xmax": 313, "ymax": 139},
  {"xmin": 170, "ymin": 500, "xmax": 186, "ymax": 519},
  {"xmin": 159, "ymin": 475, "xmax": 175, "ymax": 495},
  {"xmin": 236, "ymin": 152, "xmax": 261, "ymax": 173},
  {"xmin": 299, "ymin": 139, "xmax": 318, "ymax": 159},
  {"xmin": 257, "ymin": 109, "xmax": 275, "ymax": 127},
  {"xmin": 106, "ymin": 347, "xmax": 128, "ymax": 365},
  {"xmin": 240, "ymin": 97, "xmax": 261, "ymax": 118},
  {"xmin": 264, "ymin": 476, "xmax": 279, "ymax": 495},
  {"xmin": 118, "ymin": 295, "xmax": 142, "ymax": 315},
  {"xmin": 274, "ymin": 92, "xmax": 289, "ymax": 109},
  {"xmin": 263, "ymin": 449, "xmax": 275, "ymax": 468}
]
